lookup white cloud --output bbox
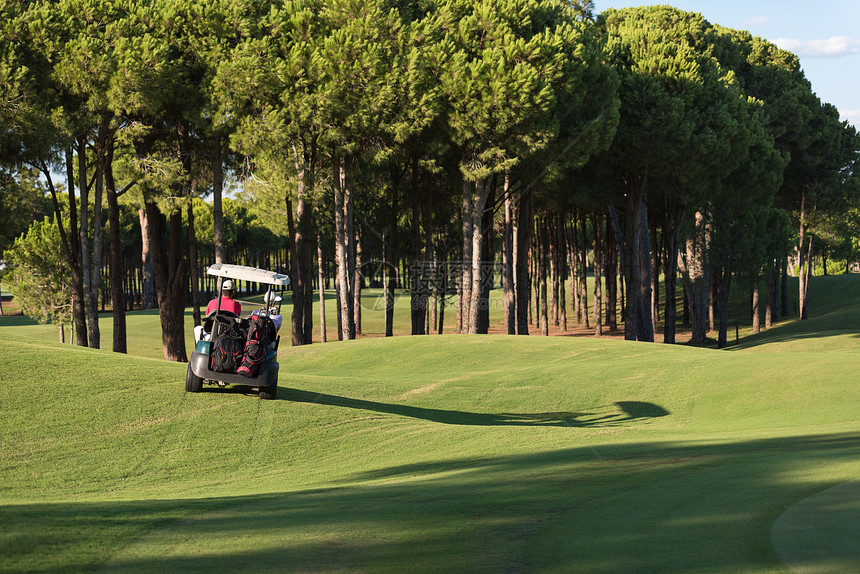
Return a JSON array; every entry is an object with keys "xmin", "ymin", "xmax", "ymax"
[
  {"xmin": 840, "ymin": 109, "xmax": 860, "ymax": 128},
  {"xmin": 773, "ymin": 36, "xmax": 860, "ymax": 58}
]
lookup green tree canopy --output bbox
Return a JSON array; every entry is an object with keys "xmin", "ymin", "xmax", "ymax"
[{"xmin": 6, "ymin": 217, "xmax": 73, "ymax": 335}]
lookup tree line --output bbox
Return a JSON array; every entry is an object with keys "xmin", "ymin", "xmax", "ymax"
[{"xmin": 1, "ymin": 0, "xmax": 858, "ymax": 360}]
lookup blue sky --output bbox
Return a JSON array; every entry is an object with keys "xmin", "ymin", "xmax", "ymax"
[{"xmin": 600, "ymin": 1, "xmax": 860, "ymax": 128}]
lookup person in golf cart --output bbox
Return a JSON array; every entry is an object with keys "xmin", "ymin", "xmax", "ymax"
[
  {"xmin": 206, "ymin": 279, "xmax": 241, "ymax": 316},
  {"xmin": 194, "ymin": 281, "xmax": 283, "ymax": 345},
  {"xmin": 194, "ymin": 280, "xmax": 242, "ymax": 344}
]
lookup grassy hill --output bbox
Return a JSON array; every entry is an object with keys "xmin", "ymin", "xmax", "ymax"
[{"xmin": 1, "ymin": 274, "xmax": 858, "ymax": 573}]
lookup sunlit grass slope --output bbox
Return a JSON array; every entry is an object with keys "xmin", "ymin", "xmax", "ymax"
[{"xmin": 0, "ymin": 275, "xmax": 858, "ymax": 573}]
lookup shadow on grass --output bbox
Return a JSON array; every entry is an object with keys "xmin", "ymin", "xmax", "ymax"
[
  {"xmin": 0, "ymin": 314, "xmax": 39, "ymax": 327},
  {"xmin": 731, "ymin": 306, "xmax": 860, "ymax": 351},
  {"xmin": 738, "ymin": 328, "xmax": 860, "ymax": 349},
  {"xmin": 3, "ymin": 433, "xmax": 858, "ymax": 573},
  {"xmin": 729, "ymin": 275, "xmax": 860, "ymax": 351},
  {"xmin": 279, "ymin": 387, "xmax": 669, "ymax": 428}
]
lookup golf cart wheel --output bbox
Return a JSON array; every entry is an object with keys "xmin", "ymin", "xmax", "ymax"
[
  {"xmin": 259, "ymin": 381, "xmax": 278, "ymax": 401},
  {"xmin": 186, "ymin": 363, "xmax": 204, "ymax": 393}
]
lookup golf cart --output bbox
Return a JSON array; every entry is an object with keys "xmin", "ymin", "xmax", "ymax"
[{"xmin": 186, "ymin": 264, "xmax": 290, "ymax": 400}]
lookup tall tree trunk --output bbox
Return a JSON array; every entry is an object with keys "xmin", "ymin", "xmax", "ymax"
[
  {"xmin": 765, "ymin": 264, "xmax": 775, "ymax": 329},
  {"xmin": 800, "ymin": 235, "xmax": 813, "ymax": 320},
  {"xmin": 537, "ymin": 215, "xmax": 549, "ymax": 336},
  {"xmin": 104, "ymin": 154, "xmax": 127, "ymax": 353},
  {"xmin": 636, "ymin": 195, "xmax": 654, "ymax": 341},
  {"xmin": 316, "ymin": 212, "xmax": 327, "ymax": 343},
  {"xmin": 581, "ymin": 214, "xmax": 591, "ymax": 329},
  {"xmin": 682, "ymin": 280, "xmax": 690, "ymax": 326},
  {"xmin": 503, "ymin": 175, "xmax": 516, "ymax": 334},
  {"xmin": 139, "ymin": 208, "xmax": 155, "ymax": 309},
  {"xmin": 335, "ymin": 282, "xmax": 343, "ymax": 340},
  {"xmin": 410, "ymin": 156, "xmax": 427, "ymax": 335},
  {"xmin": 651, "ymin": 221, "xmax": 660, "ymax": 330},
  {"xmin": 476, "ymin": 178, "xmax": 495, "ymax": 334},
  {"xmin": 211, "ymin": 135, "xmax": 227, "ymax": 264},
  {"xmin": 298, "ymin": 193, "xmax": 315, "ymax": 345},
  {"xmin": 423, "ymin": 178, "xmax": 435, "ymax": 335},
  {"xmin": 287, "ymin": 198, "xmax": 299, "ymax": 340},
  {"xmin": 752, "ymin": 286, "xmax": 761, "ymax": 335},
  {"xmin": 531, "ymin": 224, "xmax": 539, "ymax": 327},
  {"xmin": 437, "ymin": 245, "xmax": 447, "ymax": 334},
  {"xmin": 715, "ymin": 268, "xmax": 731, "ymax": 348},
  {"xmin": 353, "ymin": 224, "xmax": 362, "ymax": 336},
  {"xmin": 570, "ymin": 218, "xmax": 581, "ymax": 323},
  {"xmin": 805, "ymin": 235, "xmax": 813, "ymax": 315},
  {"xmin": 662, "ymin": 214, "xmax": 680, "ymax": 344},
  {"xmin": 514, "ymin": 190, "xmax": 532, "ymax": 335},
  {"xmin": 798, "ymin": 191, "xmax": 811, "ymax": 320},
  {"xmin": 460, "ymin": 180, "xmax": 473, "ymax": 333},
  {"xmin": 146, "ymin": 200, "xmax": 188, "ymax": 362},
  {"xmin": 467, "ymin": 179, "xmax": 490, "ymax": 334},
  {"xmin": 79, "ymin": 132, "xmax": 101, "ymax": 349},
  {"xmin": 77, "ymin": 135, "xmax": 93, "ymax": 347},
  {"xmin": 385, "ymin": 180, "xmax": 398, "ymax": 337},
  {"xmin": 64, "ymin": 147, "xmax": 87, "ymax": 346},
  {"xmin": 86, "ymin": 124, "xmax": 109, "ymax": 349},
  {"xmin": 605, "ymin": 205, "xmax": 619, "ymax": 332},
  {"xmin": 549, "ymin": 216, "xmax": 559, "ymax": 327},
  {"xmin": 333, "ymin": 154, "xmax": 355, "ymax": 340},
  {"xmin": 622, "ymin": 178, "xmax": 643, "ymax": 341},
  {"xmin": 558, "ymin": 213, "xmax": 567, "ymax": 332},
  {"xmin": 708, "ymin": 279, "xmax": 716, "ymax": 333},
  {"xmin": 593, "ymin": 213, "xmax": 603, "ymax": 337},
  {"xmin": 798, "ymin": 197, "xmax": 806, "ymax": 318},
  {"xmin": 430, "ymin": 257, "xmax": 438, "ymax": 333},
  {"xmin": 679, "ymin": 210, "xmax": 710, "ymax": 345},
  {"xmin": 290, "ymin": 141, "xmax": 315, "ymax": 346},
  {"xmin": 125, "ymin": 256, "xmax": 135, "ymax": 311}
]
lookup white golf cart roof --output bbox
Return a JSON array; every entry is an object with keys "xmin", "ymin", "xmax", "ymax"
[{"xmin": 207, "ymin": 264, "xmax": 290, "ymax": 287}]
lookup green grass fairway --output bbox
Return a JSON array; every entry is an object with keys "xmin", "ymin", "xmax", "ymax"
[{"xmin": 1, "ymin": 275, "xmax": 858, "ymax": 573}]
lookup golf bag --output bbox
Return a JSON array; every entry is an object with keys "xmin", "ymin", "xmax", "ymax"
[
  {"xmin": 209, "ymin": 317, "xmax": 248, "ymax": 373},
  {"xmin": 237, "ymin": 314, "xmax": 269, "ymax": 378},
  {"xmin": 210, "ymin": 336, "xmax": 244, "ymax": 373}
]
